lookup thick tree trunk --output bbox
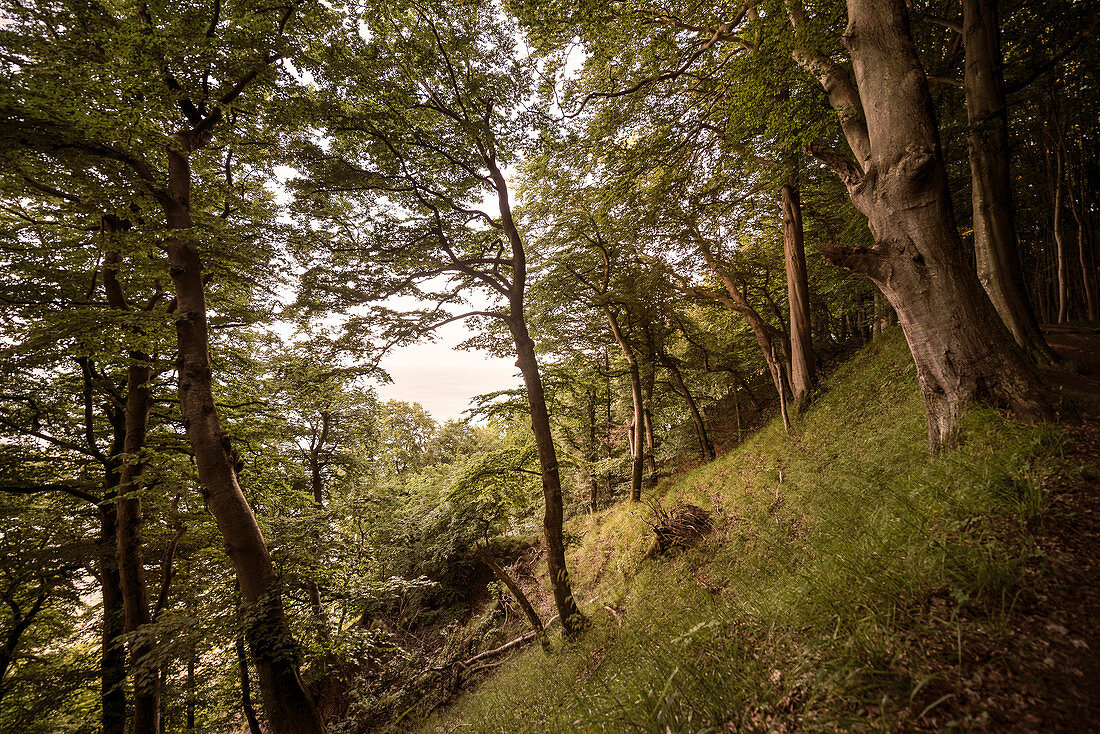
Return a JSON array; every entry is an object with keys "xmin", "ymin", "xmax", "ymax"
[
  {"xmin": 963, "ymin": 0, "xmax": 1057, "ymax": 363},
  {"xmin": 162, "ymin": 143, "xmax": 325, "ymax": 734},
  {"xmin": 792, "ymin": 0, "xmax": 1051, "ymax": 450},
  {"xmin": 780, "ymin": 180, "xmax": 816, "ymax": 411},
  {"xmin": 479, "ymin": 547, "xmax": 549, "ymax": 651}
]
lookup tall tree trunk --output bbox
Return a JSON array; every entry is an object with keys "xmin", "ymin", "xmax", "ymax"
[
  {"xmin": 488, "ymin": 156, "xmax": 585, "ymax": 637},
  {"xmin": 693, "ymin": 232, "xmax": 793, "ymax": 404},
  {"xmin": 1049, "ymin": 133, "xmax": 1071, "ymax": 324},
  {"xmin": 781, "ymin": 179, "xmax": 816, "ymax": 411},
  {"xmin": 642, "ymin": 370, "xmax": 657, "ymax": 481},
  {"xmin": 185, "ymin": 656, "xmax": 196, "ymax": 734},
  {"xmin": 509, "ymin": 319, "xmax": 586, "ymax": 635},
  {"xmin": 1069, "ymin": 156, "xmax": 1099, "ymax": 321},
  {"xmin": 306, "ymin": 412, "xmax": 330, "ymax": 641},
  {"xmin": 102, "ymin": 246, "xmax": 159, "ymax": 734},
  {"xmin": 586, "ymin": 389, "xmax": 599, "ymax": 510},
  {"xmin": 161, "ymin": 142, "xmax": 325, "ymax": 734},
  {"xmin": 963, "ymin": 0, "xmax": 1058, "ymax": 363},
  {"xmin": 790, "ymin": 0, "xmax": 1051, "ymax": 450},
  {"xmin": 98, "ymin": 414, "xmax": 128, "ymax": 734},
  {"xmin": 99, "ymin": 502, "xmax": 128, "ymax": 734}
]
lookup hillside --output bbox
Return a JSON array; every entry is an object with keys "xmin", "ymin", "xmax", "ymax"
[{"xmin": 420, "ymin": 329, "xmax": 1098, "ymax": 732}]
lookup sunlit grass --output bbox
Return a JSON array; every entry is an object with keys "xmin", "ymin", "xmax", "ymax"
[{"xmin": 421, "ymin": 329, "xmax": 1061, "ymax": 733}]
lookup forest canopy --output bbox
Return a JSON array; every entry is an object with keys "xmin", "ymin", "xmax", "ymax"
[{"xmin": 1, "ymin": 0, "xmax": 1097, "ymax": 731}]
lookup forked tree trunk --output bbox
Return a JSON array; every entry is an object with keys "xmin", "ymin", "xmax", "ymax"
[
  {"xmin": 963, "ymin": 0, "xmax": 1057, "ymax": 363},
  {"xmin": 162, "ymin": 141, "xmax": 325, "ymax": 734},
  {"xmin": 102, "ymin": 246, "xmax": 160, "ymax": 734},
  {"xmin": 781, "ymin": 180, "xmax": 816, "ymax": 411},
  {"xmin": 790, "ymin": 0, "xmax": 1051, "ymax": 450}
]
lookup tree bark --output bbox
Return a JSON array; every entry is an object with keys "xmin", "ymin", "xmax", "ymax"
[
  {"xmin": 781, "ymin": 179, "xmax": 816, "ymax": 410},
  {"xmin": 791, "ymin": 0, "xmax": 1052, "ymax": 450},
  {"xmin": 963, "ymin": 0, "xmax": 1057, "ymax": 362},
  {"xmin": 162, "ymin": 140, "xmax": 325, "ymax": 734}
]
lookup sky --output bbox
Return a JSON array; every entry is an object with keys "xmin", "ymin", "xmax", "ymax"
[{"xmin": 373, "ymin": 320, "xmax": 520, "ymax": 422}]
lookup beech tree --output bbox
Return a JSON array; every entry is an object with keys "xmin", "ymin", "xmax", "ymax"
[
  {"xmin": 293, "ymin": 1, "xmax": 586, "ymax": 635},
  {"xmin": 1, "ymin": 0, "xmax": 331, "ymax": 729},
  {"xmin": 786, "ymin": 0, "xmax": 1051, "ymax": 448}
]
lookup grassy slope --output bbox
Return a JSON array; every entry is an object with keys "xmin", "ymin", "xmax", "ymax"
[{"xmin": 423, "ymin": 330, "xmax": 1061, "ymax": 733}]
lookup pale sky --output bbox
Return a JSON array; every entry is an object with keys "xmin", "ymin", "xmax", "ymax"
[{"xmin": 374, "ymin": 320, "xmax": 520, "ymax": 422}]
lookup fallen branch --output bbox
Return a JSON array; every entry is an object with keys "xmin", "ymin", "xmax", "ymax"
[{"xmin": 458, "ymin": 615, "xmax": 560, "ymax": 669}]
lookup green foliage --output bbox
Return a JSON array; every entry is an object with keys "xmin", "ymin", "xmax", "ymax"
[{"xmin": 424, "ymin": 329, "xmax": 1062, "ymax": 732}]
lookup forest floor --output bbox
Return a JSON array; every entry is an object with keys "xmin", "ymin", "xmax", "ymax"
[
  {"xmin": 417, "ymin": 328, "xmax": 1100, "ymax": 733},
  {"xmin": 1012, "ymin": 326, "xmax": 1100, "ymax": 729}
]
